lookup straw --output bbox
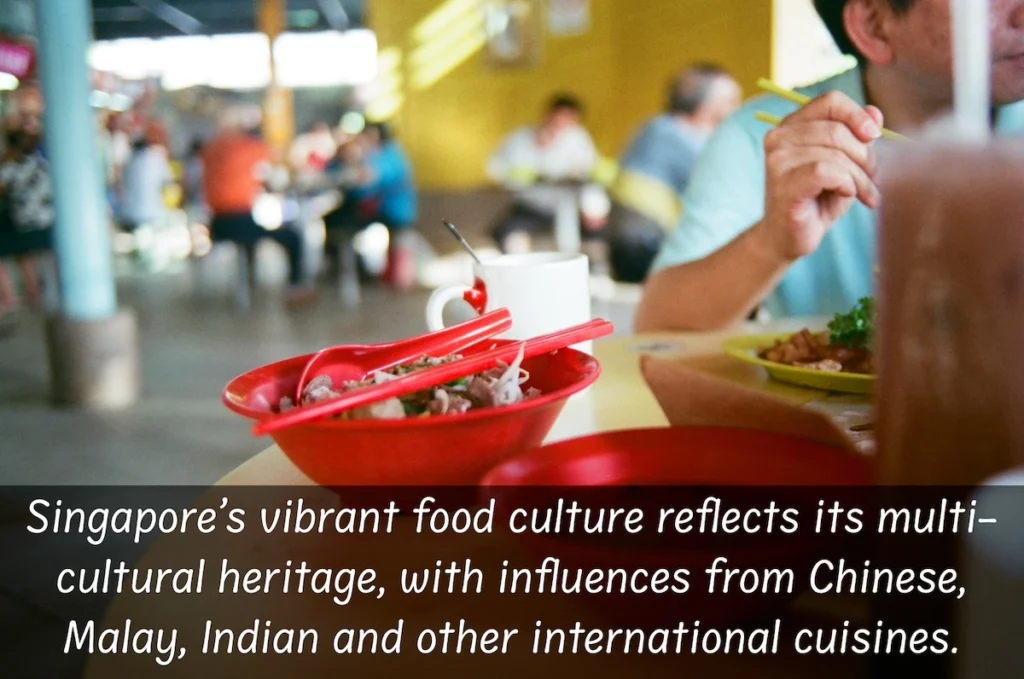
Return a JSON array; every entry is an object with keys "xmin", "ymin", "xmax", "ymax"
[
  {"xmin": 951, "ymin": 0, "xmax": 991, "ymax": 141},
  {"xmin": 756, "ymin": 78, "xmax": 908, "ymax": 141}
]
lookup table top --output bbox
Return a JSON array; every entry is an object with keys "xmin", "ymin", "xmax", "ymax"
[{"xmin": 84, "ymin": 319, "xmax": 874, "ymax": 678}]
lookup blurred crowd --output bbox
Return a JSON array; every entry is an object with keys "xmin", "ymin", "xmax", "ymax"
[
  {"xmin": 0, "ymin": 60, "xmax": 742, "ymax": 318},
  {"xmin": 0, "ymin": 86, "xmax": 51, "ymax": 319},
  {"xmin": 180, "ymin": 111, "xmax": 420, "ymax": 305},
  {"xmin": 486, "ymin": 63, "xmax": 742, "ymax": 282}
]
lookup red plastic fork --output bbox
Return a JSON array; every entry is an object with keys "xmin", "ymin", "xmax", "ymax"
[
  {"xmin": 293, "ymin": 308, "xmax": 513, "ymax": 402},
  {"xmin": 254, "ymin": 318, "xmax": 614, "ymax": 437}
]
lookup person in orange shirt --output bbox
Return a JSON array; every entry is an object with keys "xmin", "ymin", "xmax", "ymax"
[{"xmin": 202, "ymin": 119, "xmax": 312, "ymax": 303}]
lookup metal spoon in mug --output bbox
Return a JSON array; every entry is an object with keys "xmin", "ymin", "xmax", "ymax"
[{"xmin": 442, "ymin": 219, "xmax": 483, "ymax": 265}]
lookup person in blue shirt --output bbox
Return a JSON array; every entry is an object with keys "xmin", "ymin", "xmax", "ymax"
[
  {"xmin": 323, "ymin": 121, "xmax": 418, "ymax": 285},
  {"xmin": 327, "ymin": 122, "xmax": 418, "ymax": 230},
  {"xmin": 606, "ymin": 64, "xmax": 741, "ymax": 283},
  {"xmin": 636, "ymin": 0, "xmax": 1024, "ymax": 331}
]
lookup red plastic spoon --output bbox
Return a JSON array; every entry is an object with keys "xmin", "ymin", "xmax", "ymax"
[
  {"xmin": 255, "ymin": 318, "xmax": 614, "ymax": 437},
  {"xmin": 293, "ymin": 308, "xmax": 514, "ymax": 403}
]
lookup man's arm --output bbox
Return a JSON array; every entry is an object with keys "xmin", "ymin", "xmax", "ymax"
[
  {"xmin": 636, "ymin": 91, "xmax": 884, "ymax": 332},
  {"xmin": 572, "ymin": 128, "xmax": 599, "ymax": 177},
  {"xmin": 485, "ymin": 131, "xmax": 520, "ymax": 185},
  {"xmin": 635, "ymin": 220, "xmax": 787, "ymax": 331}
]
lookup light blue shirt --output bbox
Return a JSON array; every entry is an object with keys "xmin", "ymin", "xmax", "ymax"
[
  {"xmin": 651, "ymin": 66, "xmax": 1024, "ymax": 318},
  {"xmin": 619, "ymin": 115, "xmax": 707, "ymax": 196},
  {"xmin": 119, "ymin": 146, "xmax": 173, "ymax": 227}
]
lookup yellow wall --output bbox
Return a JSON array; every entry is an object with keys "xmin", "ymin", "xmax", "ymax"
[{"xmin": 369, "ymin": 0, "xmax": 773, "ymax": 191}]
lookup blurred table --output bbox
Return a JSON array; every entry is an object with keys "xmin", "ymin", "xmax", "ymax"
[
  {"xmin": 85, "ymin": 320, "xmax": 873, "ymax": 678},
  {"xmin": 552, "ymin": 185, "xmax": 582, "ymax": 253},
  {"xmin": 516, "ymin": 180, "xmax": 585, "ymax": 253}
]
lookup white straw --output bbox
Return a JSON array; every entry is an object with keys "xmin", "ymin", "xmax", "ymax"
[{"xmin": 951, "ymin": 0, "xmax": 991, "ymax": 141}]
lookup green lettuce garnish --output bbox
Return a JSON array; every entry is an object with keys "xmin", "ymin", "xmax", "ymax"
[{"xmin": 828, "ymin": 297, "xmax": 875, "ymax": 349}]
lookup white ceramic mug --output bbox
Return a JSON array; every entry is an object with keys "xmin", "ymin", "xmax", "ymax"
[{"xmin": 425, "ymin": 252, "xmax": 593, "ymax": 353}]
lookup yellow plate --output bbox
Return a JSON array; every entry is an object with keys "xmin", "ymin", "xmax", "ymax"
[{"xmin": 722, "ymin": 333, "xmax": 875, "ymax": 395}]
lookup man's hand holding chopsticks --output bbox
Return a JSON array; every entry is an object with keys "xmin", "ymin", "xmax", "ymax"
[{"xmin": 755, "ymin": 91, "xmax": 885, "ymax": 263}]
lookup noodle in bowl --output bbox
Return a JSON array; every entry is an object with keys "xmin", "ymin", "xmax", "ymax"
[{"xmin": 222, "ymin": 340, "xmax": 601, "ymax": 487}]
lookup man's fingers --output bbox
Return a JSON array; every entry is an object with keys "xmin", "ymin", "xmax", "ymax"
[
  {"xmin": 810, "ymin": 149, "xmax": 880, "ymax": 208},
  {"xmin": 864, "ymin": 105, "xmax": 885, "ymax": 129},
  {"xmin": 765, "ymin": 120, "xmax": 878, "ymax": 177},
  {"xmin": 783, "ymin": 90, "xmax": 883, "ymax": 143},
  {"xmin": 775, "ymin": 148, "xmax": 880, "ymax": 209}
]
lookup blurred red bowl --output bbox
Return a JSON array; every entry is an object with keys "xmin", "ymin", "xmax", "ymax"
[
  {"xmin": 222, "ymin": 339, "xmax": 600, "ymax": 486},
  {"xmin": 479, "ymin": 427, "xmax": 873, "ymax": 628}
]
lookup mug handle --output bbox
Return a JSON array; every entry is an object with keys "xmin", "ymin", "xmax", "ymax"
[{"xmin": 426, "ymin": 285, "xmax": 473, "ymax": 331}]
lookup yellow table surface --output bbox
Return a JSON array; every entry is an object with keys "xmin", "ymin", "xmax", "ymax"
[{"xmin": 84, "ymin": 320, "xmax": 873, "ymax": 678}]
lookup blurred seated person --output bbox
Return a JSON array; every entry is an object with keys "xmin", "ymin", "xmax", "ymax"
[
  {"xmin": 183, "ymin": 138, "xmax": 207, "ymax": 218},
  {"xmin": 635, "ymin": 0, "xmax": 1024, "ymax": 332},
  {"xmin": 202, "ymin": 116, "xmax": 313, "ymax": 304},
  {"xmin": 289, "ymin": 121, "xmax": 338, "ymax": 177},
  {"xmin": 117, "ymin": 125, "xmax": 174, "ymax": 232},
  {"xmin": 322, "ymin": 121, "xmax": 418, "ymax": 288},
  {"xmin": 606, "ymin": 64, "xmax": 741, "ymax": 283},
  {"xmin": 0, "ymin": 127, "xmax": 54, "ymax": 316},
  {"xmin": 486, "ymin": 94, "xmax": 599, "ymax": 253}
]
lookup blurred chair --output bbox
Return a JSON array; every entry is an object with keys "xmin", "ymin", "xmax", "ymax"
[
  {"xmin": 233, "ymin": 243, "xmax": 257, "ymax": 311},
  {"xmin": 325, "ymin": 227, "xmax": 362, "ymax": 307}
]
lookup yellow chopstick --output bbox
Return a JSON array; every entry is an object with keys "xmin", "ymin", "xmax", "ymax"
[
  {"xmin": 756, "ymin": 78, "xmax": 908, "ymax": 141},
  {"xmin": 757, "ymin": 78, "xmax": 812, "ymax": 106},
  {"xmin": 754, "ymin": 111, "xmax": 783, "ymax": 127}
]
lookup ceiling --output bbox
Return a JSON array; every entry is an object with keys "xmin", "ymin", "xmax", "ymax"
[{"xmin": 89, "ymin": 0, "xmax": 366, "ymax": 41}]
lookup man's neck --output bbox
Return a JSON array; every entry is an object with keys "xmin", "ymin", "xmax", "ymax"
[{"xmin": 861, "ymin": 65, "xmax": 957, "ymax": 131}]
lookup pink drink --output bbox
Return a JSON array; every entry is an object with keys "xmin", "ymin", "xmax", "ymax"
[{"xmin": 876, "ymin": 141, "xmax": 1024, "ymax": 485}]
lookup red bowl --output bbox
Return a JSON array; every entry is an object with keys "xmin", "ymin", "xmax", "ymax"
[
  {"xmin": 222, "ymin": 339, "xmax": 600, "ymax": 486},
  {"xmin": 480, "ymin": 427, "xmax": 873, "ymax": 627}
]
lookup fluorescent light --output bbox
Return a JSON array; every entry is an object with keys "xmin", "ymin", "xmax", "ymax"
[
  {"xmin": 88, "ymin": 38, "xmax": 161, "ymax": 80},
  {"xmin": 89, "ymin": 30, "xmax": 379, "ymax": 91},
  {"xmin": 273, "ymin": 30, "xmax": 378, "ymax": 87},
  {"xmin": 158, "ymin": 35, "xmax": 215, "ymax": 91},
  {"xmin": 0, "ymin": 73, "xmax": 19, "ymax": 91},
  {"xmin": 206, "ymin": 33, "xmax": 272, "ymax": 90}
]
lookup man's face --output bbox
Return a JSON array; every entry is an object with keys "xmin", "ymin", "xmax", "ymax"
[
  {"xmin": 544, "ymin": 107, "xmax": 581, "ymax": 135},
  {"xmin": 360, "ymin": 127, "xmax": 382, "ymax": 150},
  {"xmin": 883, "ymin": 0, "xmax": 1024, "ymax": 105}
]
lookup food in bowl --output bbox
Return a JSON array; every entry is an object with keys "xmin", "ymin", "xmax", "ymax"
[
  {"xmin": 758, "ymin": 297, "xmax": 875, "ymax": 374},
  {"xmin": 278, "ymin": 346, "xmax": 541, "ymax": 420},
  {"xmin": 221, "ymin": 340, "xmax": 600, "ymax": 486}
]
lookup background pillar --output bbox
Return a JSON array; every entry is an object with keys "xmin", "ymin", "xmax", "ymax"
[
  {"xmin": 34, "ymin": 0, "xmax": 140, "ymax": 409},
  {"xmin": 257, "ymin": 0, "xmax": 295, "ymax": 162}
]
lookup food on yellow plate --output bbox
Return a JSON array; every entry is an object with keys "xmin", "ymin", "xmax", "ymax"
[
  {"xmin": 758, "ymin": 297, "xmax": 875, "ymax": 375},
  {"xmin": 277, "ymin": 348, "xmax": 541, "ymax": 419}
]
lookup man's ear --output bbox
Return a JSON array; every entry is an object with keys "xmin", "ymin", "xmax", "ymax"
[{"xmin": 844, "ymin": 0, "xmax": 896, "ymax": 65}]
